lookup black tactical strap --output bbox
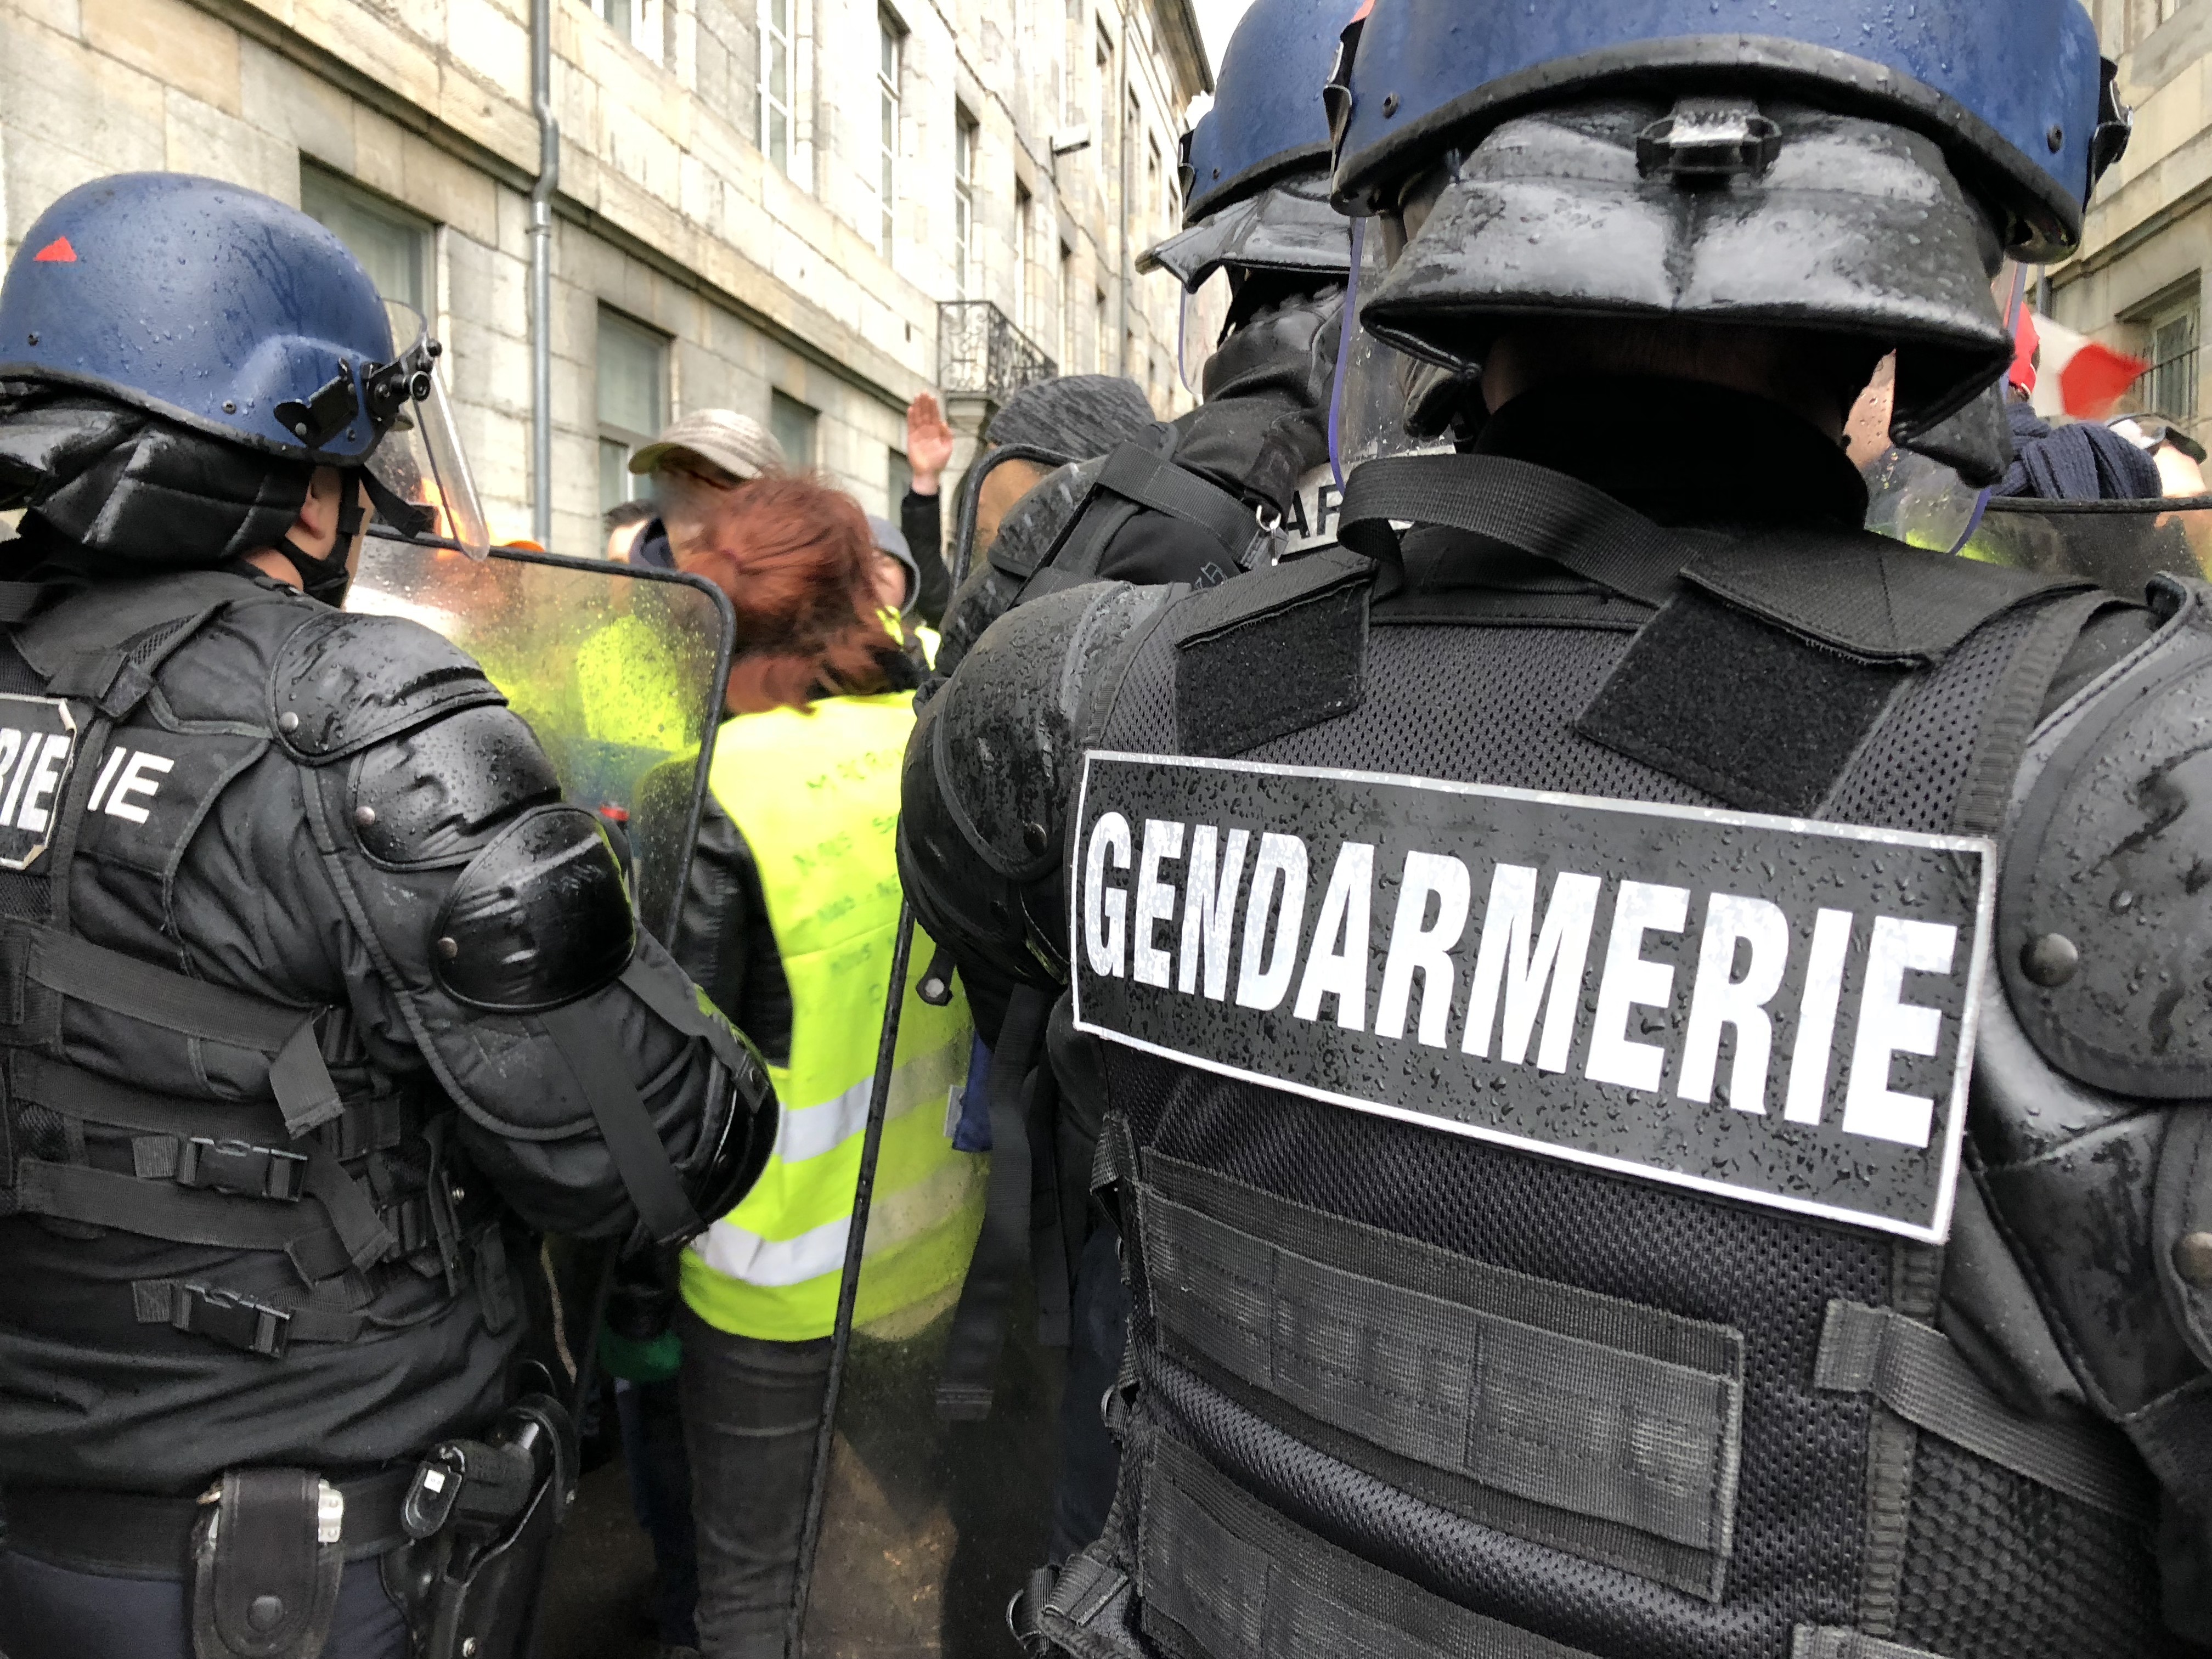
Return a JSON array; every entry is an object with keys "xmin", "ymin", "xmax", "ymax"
[
  {"xmin": 299, "ymin": 1137, "xmax": 398, "ymax": 1270},
  {"xmin": 936, "ymin": 982, "xmax": 1053, "ymax": 1420},
  {"xmin": 12, "ymin": 1155, "xmax": 407, "ymax": 1287},
  {"xmin": 0, "ymin": 1467, "xmax": 413, "ymax": 1573},
  {"xmin": 1092, "ymin": 443, "xmax": 1267, "ymax": 562},
  {"xmin": 12, "ymin": 1049, "xmax": 411, "ymax": 1274},
  {"xmin": 541, "ymin": 1001, "xmax": 701, "ymax": 1247},
  {"xmin": 617, "ymin": 955, "xmax": 770, "ymax": 1099},
  {"xmin": 16, "ymin": 1051, "xmax": 286, "ymax": 1144},
  {"xmin": 1136, "ymin": 1150, "xmax": 1745, "ymax": 1601},
  {"xmin": 1339, "ymin": 453, "xmax": 1692, "ymax": 607},
  {"xmin": 9, "ymin": 922, "xmax": 343, "ymax": 1136},
  {"xmin": 1790, "ymin": 1630, "xmax": 1950, "ymax": 1659},
  {"xmin": 1815, "ymin": 1301, "xmax": 2152, "ymax": 1521},
  {"xmin": 1949, "ymin": 589, "xmax": 2111, "ymax": 837},
  {"xmin": 1139, "ymin": 1436, "xmax": 1604, "ymax": 1659},
  {"xmin": 131, "ymin": 1277, "xmax": 368, "ymax": 1356},
  {"xmin": 1014, "ymin": 439, "xmax": 1268, "ymax": 601},
  {"xmin": 137, "ymin": 1132, "xmax": 308, "ymax": 1201},
  {"xmin": 0, "ymin": 582, "xmax": 55, "ymax": 625}
]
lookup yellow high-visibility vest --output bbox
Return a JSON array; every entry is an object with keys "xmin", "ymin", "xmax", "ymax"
[{"xmin": 679, "ymin": 692, "xmax": 983, "ymax": 1343}]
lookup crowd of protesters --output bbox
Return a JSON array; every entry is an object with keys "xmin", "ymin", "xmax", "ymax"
[{"xmin": 582, "ymin": 375, "xmax": 1156, "ymax": 1659}]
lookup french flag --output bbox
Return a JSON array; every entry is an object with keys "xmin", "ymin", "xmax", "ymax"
[{"xmin": 2015, "ymin": 308, "xmax": 2149, "ymax": 421}]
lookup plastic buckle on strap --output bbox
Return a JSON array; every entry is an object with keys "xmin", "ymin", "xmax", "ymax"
[
  {"xmin": 176, "ymin": 1137, "xmax": 309, "ymax": 1203},
  {"xmin": 172, "ymin": 1282, "xmax": 292, "ymax": 1358},
  {"xmin": 1242, "ymin": 504, "xmax": 1287, "ymax": 573},
  {"xmin": 390, "ymin": 1193, "xmax": 436, "ymax": 1257},
  {"xmin": 1637, "ymin": 98, "xmax": 1781, "ymax": 184}
]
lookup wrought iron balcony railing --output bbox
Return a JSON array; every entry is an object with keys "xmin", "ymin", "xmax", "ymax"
[{"xmin": 938, "ymin": 301, "xmax": 1057, "ymax": 404}]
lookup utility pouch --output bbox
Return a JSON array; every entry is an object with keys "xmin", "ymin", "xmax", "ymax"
[
  {"xmin": 188, "ymin": 1469, "xmax": 345, "ymax": 1659},
  {"xmin": 383, "ymin": 1395, "xmax": 576, "ymax": 1659}
]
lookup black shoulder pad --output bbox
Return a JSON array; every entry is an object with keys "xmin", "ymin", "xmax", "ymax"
[
  {"xmin": 1172, "ymin": 548, "xmax": 1372, "ymax": 758},
  {"xmin": 987, "ymin": 459, "xmax": 1101, "ymax": 583},
  {"xmin": 1685, "ymin": 529, "xmax": 2088, "ymax": 664},
  {"xmin": 270, "ymin": 612, "xmax": 507, "ymax": 764},
  {"xmin": 434, "ymin": 805, "xmax": 636, "ymax": 1013},
  {"xmin": 352, "ymin": 703, "xmax": 562, "ymax": 868},
  {"xmin": 2000, "ymin": 592, "xmax": 2212, "ymax": 1098},
  {"xmin": 929, "ymin": 582, "xmax": 1170, "ymax": 882}
]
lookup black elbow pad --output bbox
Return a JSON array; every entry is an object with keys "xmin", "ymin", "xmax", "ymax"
[{"xmin": 434, "ymin": 805, "xmax": 637, "ymax": 1012}]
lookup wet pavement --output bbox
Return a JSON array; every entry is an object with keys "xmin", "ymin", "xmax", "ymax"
[{"xmin": 539, "ymin": 1454, "xmax": 664, "ymax": 1659}]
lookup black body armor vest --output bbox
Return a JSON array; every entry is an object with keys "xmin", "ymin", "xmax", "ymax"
[
  {"xmin": 1029, "ymin": 463, "xmax": 2208, "ymax": 1659},
  {"xmin": 0, "ymin": 572, "xmax": 513, "ymax": 1499}
]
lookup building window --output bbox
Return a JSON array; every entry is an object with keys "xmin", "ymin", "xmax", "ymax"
[
  {"xmin": 888, "ymin": 448, "xmax": 911, "ymax": 507},
  {"xmin": 2145, "ymin": 298, "xmax": 2200, "ymax": 423},
  {"xmin": 1015, "ymin": 184, "xmax": 1034, "ymax": 336},
  {"xmin": 300, "ymin": 166, "xmax": 428, "ymax": 314},
  {"xmin": 953, "ymin": 108, "xmax": 978, "ymax": 297},
  {"xmin": 1094, "ymin": 25, "xmax": 1112, "ymax": 159},
  {"xmin": 1148, "ymin": 137, "xmax": 1165, "ymax": 230},
  {"xmin": 761, "ymin": 0, "xmax": 795, "ymax": 175},
  {"xmin": 771, "ymin": 391, "xmax": 818, "ymax": 469},
  {"xmin": 1063, "ymin": 0, "xmax": 1085, "ymax": 126},
  {"xmin": 877, "ymin": 11, "xmax": 904, "ymax": 258},
  {"xmin": 597, "ymin": 308, "xmax": 669, "ymax": 518},
  {"xmin": 592, "ymin": 0, "xmax": 659, "ymax": 55},
  {"xmin": 1058, "ymin": 244, "xmax": 1074, "ymax": 368}
]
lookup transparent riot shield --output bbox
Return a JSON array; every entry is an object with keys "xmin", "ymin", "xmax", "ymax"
[
  {"xmin": 948, "ymin": 443, "xmax": 1085, "ymax": 592},
  {"xmin": 1957, "ymin": 495, "xmax": 2212, "ymax": 593},
  {"xmin": 1864, "ymin": 452, "xmax": 2212, "ymax": 595},
  {"xmin": 345, "ymin": 533, "xmax": 735, "ymax": 943},
  {"xmin": 791, "ymin": 910, "xmax": 1063, "ymax": 1659},
  {"xmin": 346, "ymin": 533, "xmax": 736, "ymax": 1428}
]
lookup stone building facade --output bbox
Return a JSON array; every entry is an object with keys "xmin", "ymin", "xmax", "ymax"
[
  {"xmin": 0, "ymin": 0, "xmax": 1211, "ymax": 555},
  {"xmin": 2052, "ymin": 0, "xmax": 2212, "ymax": 440}
]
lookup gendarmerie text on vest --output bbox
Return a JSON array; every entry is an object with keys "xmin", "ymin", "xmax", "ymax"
[{"xmin": 1070, "ymin": 752, "xmax": 1995, "ymax": 1242}]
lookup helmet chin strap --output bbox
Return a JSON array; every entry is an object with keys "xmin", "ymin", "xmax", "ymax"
[{"xmin": 276, "ymin": 471, "xmax": 368, "ymax": 604}]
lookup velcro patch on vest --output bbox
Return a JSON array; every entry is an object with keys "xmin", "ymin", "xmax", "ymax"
[
  {"xmin": 1070, "ymin": 752, "xmax": 1995, "ymax": 1243},
  {"xmin": 0, "ymin": 697, "xmax": 80, "ymax": 870}
]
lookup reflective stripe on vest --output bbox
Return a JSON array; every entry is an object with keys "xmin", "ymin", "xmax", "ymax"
[{"xmin": 679, "ymin": 692, "xmax": 983, "ymax": 1343}]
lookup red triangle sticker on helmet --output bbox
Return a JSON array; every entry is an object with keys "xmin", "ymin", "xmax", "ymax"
[{"xmin": 32, "ymin": 237, "xmax": 77, "ymax": 264}]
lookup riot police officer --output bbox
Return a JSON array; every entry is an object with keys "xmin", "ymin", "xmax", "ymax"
[
  {"xmin": 904, "ymin": 5, "xmax": 2212, "ymax": 1656},
  {"xmin": 0, "ymin": 173, "xmax": 774, "ymax": 1659},
  {"xmin": 930, "ymin": 0, "xmax": 1355, "ymax": 682}
]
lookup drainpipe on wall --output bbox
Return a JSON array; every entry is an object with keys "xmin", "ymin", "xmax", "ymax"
[{"xmin": 529, "ymin": 0, "xmax": 559, "ymax": 548}]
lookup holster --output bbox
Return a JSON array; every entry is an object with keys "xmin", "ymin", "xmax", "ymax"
[
  {"xmin": 189, "ymin": 1469, "xmax": 346, "ymax": 1659},
  {"xmin": 382, "ymin": 1395, "xmax": 577, "ymax": 1659}
]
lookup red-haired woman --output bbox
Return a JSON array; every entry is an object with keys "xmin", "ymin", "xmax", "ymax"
[{"xmin": 655, "ymin": 473, "xmax": 983, "ymax": 1658}]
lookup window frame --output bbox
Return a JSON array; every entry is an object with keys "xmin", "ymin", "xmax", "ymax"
[
  {"xmin": 1015, "ymin": 183, "xmax": 1035, "ymax": 337},
  {"xmin": 877, "ymin": 9, "xmax": 906, "ymax": 259},
  {"xmin": 761, "ymin": 0, "xmax": 796, "ymax": 176},
  {"xmin": 770, "ymin": 391, "xmax": 819, "ymax": 470},
  {"xmin": 1058, "ymin": 242, "xmax": 1075, "ymax": 368},
  {"xmin": 591, "ymin": 0, "xmax": 662, "ymax": 57},
  {"xmin": 596, "ymin": 307, "xmax": 671, "ymax": 521},
  {"xmin": 953, "ymin": 106, "xmax": 978, "ymax": 297},
  {"xmin": 299, "ymin": 164, "xmax": 431, "ymax": 317},
  {"xmin": 2144, "ymin": 297, "xmax": 2202, "ymax": 424}
]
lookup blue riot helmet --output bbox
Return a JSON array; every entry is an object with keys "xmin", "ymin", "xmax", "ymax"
[
  {"xmin": 1323, "ymin": 1, "xmax": 2131, "ymax": 479},
  {"xmin": 1180, "ymin": 0, "xmax": 1345, "ymax": 221},
  {"xmin": 1141, "ymin": 0, "xmax": 1356, "ymax": 394},
  {"xmin": 0, "ymin": 172, "xmax": 488, "ymax": 560}
]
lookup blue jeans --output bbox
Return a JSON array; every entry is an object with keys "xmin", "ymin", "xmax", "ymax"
[{"xmin": 618, "ymin": 1374, "xmax": 701, "ymax": 1648}]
